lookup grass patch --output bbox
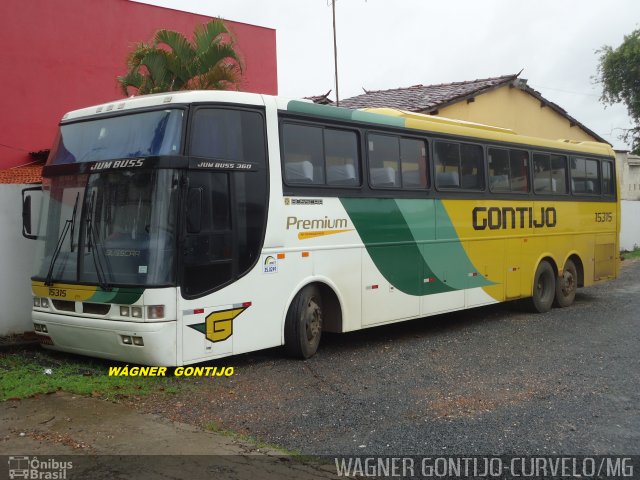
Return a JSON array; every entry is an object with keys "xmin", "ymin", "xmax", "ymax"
[
  {"xmin": 0, "ymin": 347, "xmax": 185, "ymax": 401},
  {"xmin": 205, "ymin": 420, "xmax": 301, "ymax": 456},
  {"xmin": 621, "ymin": 248, "xmax": 640, "ymax": 260}
]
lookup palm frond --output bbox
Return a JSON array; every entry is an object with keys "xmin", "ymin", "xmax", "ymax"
[
  {"xmin": 193, "ymin": 19, "xmax": 228, "ymax": 54},
  {"xmin": 193, "ymin": 43, "xmax": 241, "ymax": 77},
  {"xmin": 154, "ymin": 29, "xmax": 195, "ymax": 64},
  {"xmin": 117, "ymin": 18, "xmax": 242, "ymax": 95},
  {"xmin": 140, "ymin": 50, "xmax": 173, "ymax": 92},
  {"xmin": 117, "ymin": 70, "xmax": 144, "ymax": 96}
]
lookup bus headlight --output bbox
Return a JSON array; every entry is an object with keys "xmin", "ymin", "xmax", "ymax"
[
  {"xmin": 147, "ymin": 305, "xmax": 164, "ymax": 319},
  {"xmin": 40, "ymin": 298, "xmax": 49, "ymax": 308},
  {"xmin": 131, "ymin": 307, "xmax": 143, "ymax": 318},
  {"xmin": 34, "ymin": 298, "xmax": 41, "ymax": 307},
  {"xmin": 120, "ymin": 306, "xmax": 130, "ymax": 317}
]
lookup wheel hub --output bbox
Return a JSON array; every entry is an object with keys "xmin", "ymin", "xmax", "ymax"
[
  {"xmin": 304, "ymin": 299, "xmax": 322, "ymax": 342},
  {"xmin": 561, "ymin": 270, "xmax": 575, "ymax": 295}
]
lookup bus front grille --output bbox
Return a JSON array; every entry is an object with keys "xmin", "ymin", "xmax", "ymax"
[{"xmin": 82, "ymin": 303, "xmax": 111, "ymax": 315}]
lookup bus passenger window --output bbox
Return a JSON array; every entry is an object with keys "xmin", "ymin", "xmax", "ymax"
[
  {"xmin": 283, "ymin": 124, "xmax": 324, "ymax": 185},
  {"xmin": 488, "ymin": 148, "xmax": 510, "ymax": 191},
  {"xmin": 460, "ymin": 144, "xmax": 484, "ymax": 190},
  {"xmin": 509, "ymin": 150, "xmax": 529, "ymax": 192},
  {"xmin": 434, "ymin": 141, "xmax": 460, "ymax": 188},
  {"xmin": 602, "ymin": 161, "xmax": 615, "ymax": 196},
  {"xmin": 369, "ymin": 134, "xmax": 400, "ymax": 188},
  {"xmin": 325, "ymin": 129, "xmax": 359, "ymax": 186},
  {"xmin": 400, "ymin": 138, "xmax": 428, "ymax": 188},
  {"xmin": 533, "ymin": 153, "xmax": 567, "ymax": 194},
  {"xmin": 550, "ymin": 155, "xmax": 568, "ymax": 194},
  {"xmin": 571, "ymin": 157, "xmax": 601, "ymax": 194},
  {"xmin": 489, "ymin": 148, "xmax": 529, "ymax": 193}
]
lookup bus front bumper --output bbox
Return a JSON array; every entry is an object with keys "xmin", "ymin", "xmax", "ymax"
[{"xmin": 32, "ymin": 311, "xmax": 177, "ymax": 366}]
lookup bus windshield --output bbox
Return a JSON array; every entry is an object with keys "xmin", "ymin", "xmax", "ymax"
[
  {"xmin": 49, "ymin": 109, "xmax": 184, "ymax": 165},
  {"xmin": 34, "ymin": 170, "xmax": 180, "ymax": 287}
]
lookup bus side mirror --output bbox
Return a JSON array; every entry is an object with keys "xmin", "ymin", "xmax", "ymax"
[
  {"xmin": 186, "ymin": 187, "xmax": 203, "ymax": 234},
  {"xmin": 22, "ymin": 186, "xmax": 43, "ymax": 240}
]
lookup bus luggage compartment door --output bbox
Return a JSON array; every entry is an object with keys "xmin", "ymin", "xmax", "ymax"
[
  {"xmin": 594, "ymin": 233, "xmax": 616, "ymax": 281},
  {"xmin": 361, "ymin": 246, "xmax": 420, "ymax": 326}
]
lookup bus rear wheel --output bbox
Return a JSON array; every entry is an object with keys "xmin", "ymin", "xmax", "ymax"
[
  {"xmin": 554, "ymin": 259, "xmax": 577, "ymax": 308},
  {"xmin": 529, "ymin": 261, "xmax": 555, "ymax": 313},
  {"xmin": 284, "ymin": 285, "xmax": 323, "ymax": 359}
]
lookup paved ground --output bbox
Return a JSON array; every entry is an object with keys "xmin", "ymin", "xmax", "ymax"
[
  {"xmin": 133, "ymin": 259, "xmax": 640, "ymax": 456},
  {"xmin": 1, "ymin": 260, "xmax": 638, "ymax": 476}
]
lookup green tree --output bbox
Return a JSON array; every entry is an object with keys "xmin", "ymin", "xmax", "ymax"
[
  {"xmin": 596, "ymin": 29, "xmax": 640, "ymax": 153},
  {"xmin": 117, "ymin": 19, "xmax": 242, "ymax": 96}
]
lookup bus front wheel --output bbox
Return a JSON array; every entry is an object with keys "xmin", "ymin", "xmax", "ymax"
[
  {"xmin": 554, "ymin": 259, "xmax": 577, "ymax": 308},
  {"xmin": 529, "ymin": 261, "xmax": 555, "ymax": 313},
  {"xmin": 284, "ymin": 285, "xmax": 323, "ymax": 359}
]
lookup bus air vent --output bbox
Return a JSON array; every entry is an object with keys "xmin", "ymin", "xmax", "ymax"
[
  {"xmin": 52, "ymin": 300, "xmax": 75, "ymax": 312},
  {"xmin": 82, "ymin": 303, "xmax": 111, "ymax": 315}
]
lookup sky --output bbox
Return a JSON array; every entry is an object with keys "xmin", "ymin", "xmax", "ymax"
[{"xmin": 133, "ymin": 0, "xmax": 639, "ymax": 150}]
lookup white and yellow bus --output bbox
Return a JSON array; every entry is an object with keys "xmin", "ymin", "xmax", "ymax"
[{"xmin": 23, "ymin": 91, "xmax": 619, "ymax": 366}]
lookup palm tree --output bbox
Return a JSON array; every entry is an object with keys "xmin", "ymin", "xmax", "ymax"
[{"xmin": 117, "ymin": 19, "xmax": 242, "ymax": 96}]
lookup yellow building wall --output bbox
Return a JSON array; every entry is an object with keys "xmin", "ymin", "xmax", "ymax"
[{"xmin": 435, "ymin": 86, "xmax": 598, "ymax": 143}]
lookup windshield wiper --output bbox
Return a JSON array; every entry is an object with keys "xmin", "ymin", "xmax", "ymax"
[
  {"xmin": 85, "ymin": 190, "xmax": 112, "ymax": 291},
  {"xmin": 44, "ymin": 192, "xmax": 79, "ymax": 286}
]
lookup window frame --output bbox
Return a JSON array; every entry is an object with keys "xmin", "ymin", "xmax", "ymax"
[
  {"xmin": 280, "ymin": 120, "xmax": 362, "ymax": 190},
  {"xmin": 487, "ymin": 147, "xmax": 530, "ymax": 194},
  {"xmin": 531, "ymin": 151, "xmax": 569, "ymax": 196},
  {"xmin": 570, "ymin": 156, "xmax": 602, "ymax": 196},
  {"xmin": 601, "ymin": 159, "xmax": 616, "ymax": 197},
  {"xmin": 366, "ymin": 131, "xmax": 430, "ymax": 191},
  {"xmin": 434, "ymin": 140, "xmax": 485, "ymax": 192}
]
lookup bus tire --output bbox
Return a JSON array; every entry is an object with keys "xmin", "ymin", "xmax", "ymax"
[
  {"xmin": 284, "ymin": 285, "xmax": 323, "ymax": 359},
  {"xmin": 529, "ymin": 261, "xmax": 555, "ymax": 313},
  {"xmin": 554, "ymin": 259, "xmax": 577, "ymax": 308}
]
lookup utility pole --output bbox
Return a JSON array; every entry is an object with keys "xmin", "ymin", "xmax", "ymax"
[{"xmin": 331, "ymin": 0, "xmax": 339, "ymax": 106}]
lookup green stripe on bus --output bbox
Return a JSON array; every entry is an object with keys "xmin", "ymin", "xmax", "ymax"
[
  {"xmin": 396, "ymin": 199, "xmax": 494, "ymax": 290},
  {"xmin": 340, "ymin": 198, "xmax": 453, "ymax": 296},
  {"xmin": 90, "ymin": 288, "xmax": 144, "ymax": 305},
  {"xmin": 286, "ymin": 100, "xmax": 406, "ymax": 128}
]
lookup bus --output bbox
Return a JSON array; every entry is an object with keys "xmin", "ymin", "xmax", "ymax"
[{"xmin": 22, "ymin": 90, "xmax": 619, "ymax": 366}]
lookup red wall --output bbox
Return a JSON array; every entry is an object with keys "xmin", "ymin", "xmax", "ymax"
[{"xmin": 0, "ymin": 0, "xmax": 278, "ymax": 169}]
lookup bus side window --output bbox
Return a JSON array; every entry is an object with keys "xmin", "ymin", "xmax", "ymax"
[
  {"xmin": 509, "ymin": 149, "xmax": 529, "ymax": 192},
  {"xmin": 460, "ymin": 143, "xmax": 484, "ymax": 190},
  {"xmin": 550, "ymin": 154, "xmax": 568, "ymax": 194},
  {"xmin": 368, "ymin": 134, "xmax": 400, "ymax": 188},
  {"xmin": 571, "ymin": 157, "xmax": 601, "ymax": 194},
  {"xmin": 400, "ymin": 138, "xmax": 428, "ymax": 189},
  {"xmin": 434, "ymin": 141, "xmax": 461, "ymax": 188},
  {"xmin": 282, "ymin": 124, "xmax": 324, "ymax": 185},
  {"xmin": 602, "ymin": 160, "xmax": 615, "ymax": 196},
  {"xmin": 325, "ymin": 129, "xmax": 360, "ymax": 186},
  {"xmin": 489, "ymin": 148, "xmax": 529, "ymax": 193},
  {"xmin": 533, "ymin": 153, "xmax": 551, "ymax": 193},
  {"xmin": 488, "ymin": 148, "xmax": 510, "ymax": 191}
]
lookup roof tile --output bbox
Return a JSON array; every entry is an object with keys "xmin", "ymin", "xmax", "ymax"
[
  {"xmin": 339, "ymin": 74, "xmax": 518, "ymax": 111},
  {"xmin": 0, "ymin": 164, "xmax": 43, "ymax": 184}
]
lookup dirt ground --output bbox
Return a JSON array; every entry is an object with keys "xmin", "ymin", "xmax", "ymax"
[
  {"xmin": 0, "ymin": 391, "xmax": 336, "ymax": 479},
  {"xmin": 2, "ymin": 260, "xmax": 638, "ymax": 478}
]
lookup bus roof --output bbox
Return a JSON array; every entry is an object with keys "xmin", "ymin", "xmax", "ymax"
[{"xmin": 61, "ymin": 90, "xmax": 614, "ymax": 158}]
